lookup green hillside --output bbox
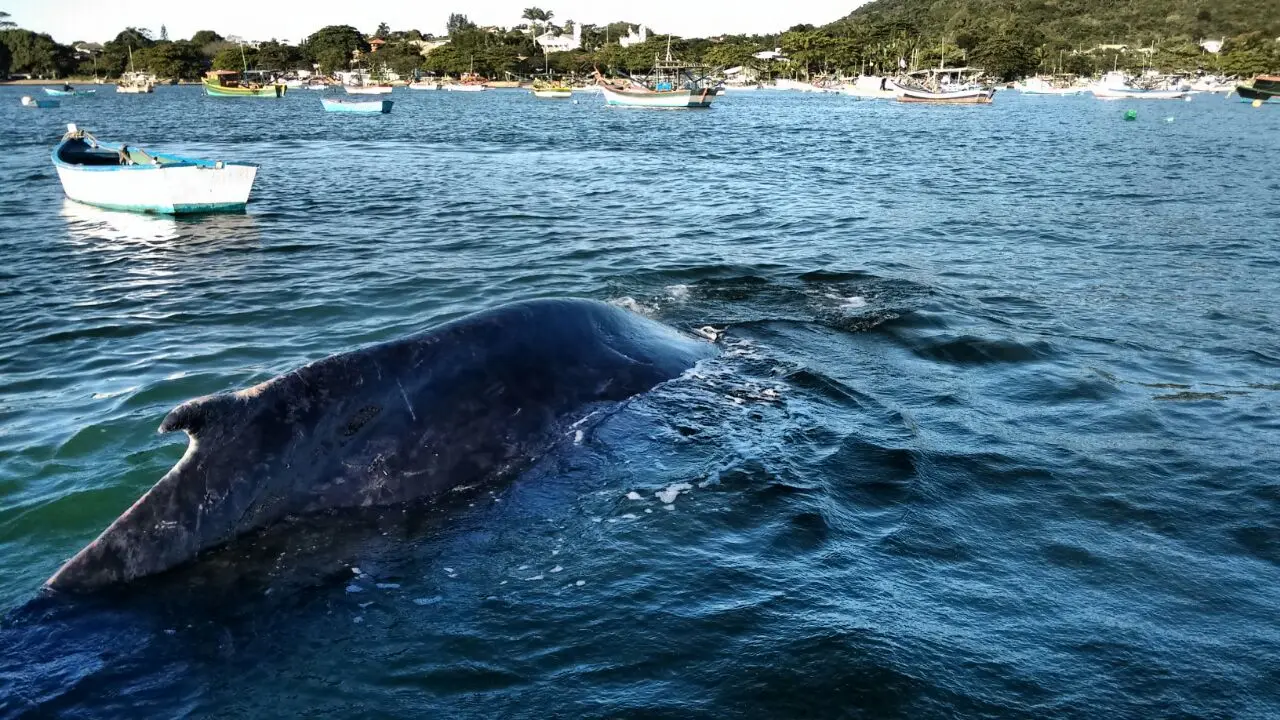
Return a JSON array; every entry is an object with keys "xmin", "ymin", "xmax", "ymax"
[{"xmin": 818, "ymin": 0, "xmax": 1280, "ymax": 78}]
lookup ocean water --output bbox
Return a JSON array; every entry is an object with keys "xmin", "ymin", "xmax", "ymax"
[{"xmin": 1, "ymin": 85, "xmax": 1279, "ymax": 718}]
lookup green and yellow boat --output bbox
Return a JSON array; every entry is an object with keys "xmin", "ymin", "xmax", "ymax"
[{"xmin": 203, "ymin": 70, "xmax": 286, "ymax": 98}]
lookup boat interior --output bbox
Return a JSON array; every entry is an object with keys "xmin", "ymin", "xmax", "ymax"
[{"xmin": 57, "ymin": 138, "xmax": 178, "ymax": 167}]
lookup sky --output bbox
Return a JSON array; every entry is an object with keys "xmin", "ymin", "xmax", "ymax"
[{"xmin": 3, "ymin": 0, "xmax": 862, "ymax": 45}]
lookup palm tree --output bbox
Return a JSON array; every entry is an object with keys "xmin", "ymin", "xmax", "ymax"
[
  {"xmin": 521, "ymin": 7, "xmax": 554, "ymax": 37},
  {"xmin": 0, "ymin": 10, "xmax": 16, "ymax": 29}
]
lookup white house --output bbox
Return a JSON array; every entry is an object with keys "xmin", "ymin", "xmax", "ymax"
[
  {"xmin": 536, "ymin": 24, "xmax": 581, "ymax": 54},
  {"xmin": 619, "ymin": 25, "xmax": 649, "ymax": 48},
  {"xmin": 1199, "ymin": 39, "xmax": 1224, "ymax": 54}
]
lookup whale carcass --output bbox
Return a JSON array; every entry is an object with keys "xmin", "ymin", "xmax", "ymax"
[{"xmin": 46, "ymin": 299, "xmax": 715, "ymax": 592}]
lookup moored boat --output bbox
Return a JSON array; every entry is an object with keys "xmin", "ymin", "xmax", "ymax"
[
  {"xmin": 21, "ymin": 96, "xmax": 60, "ymax": 108},
  {"xmin": 44, "ymin": 86, "xmax": 95, "ymax": 97},
  {"xmin": 892, "ymin": 67, "xmax": 995, "ymax": 104},
  {"xmin": 594, "ymin": 43, "xmax": 716, "ymax": 109},
  {"xmin": 408, "ymin": 80, "xmax": 441, "ymax": 90},
  {"xmin": 840, "ymin": 76, "xmax": 897, "ymax": 100},
  {"xmin": 203, "ymin": 70, "xmax": 286, "ymax": 97},
  {"xmin": 52, "ymin": 124, "xmax": 257, "ymax": 214},
  {"xmin": 531, "ymin": 80, "xmax": 572, "ymax": 99},
  {"xmin": 1235, "ymin": 75, "xmax": 1280, "ymax": 103},
  {"xmin": 1090, "ymin": 71, "xmax": 1187, "ymax": 100},
  {"xmin": 116, "ymin": 48, "xmax": 155, "ymax": 93},
  {"xmin": 1018, "ymin": 75, "xmax": 1085, "ymax": 95},
  {"xmin": 344, "ymin": 84, "xmax": 393, "ymax": 95},
  {"xmin": 321, "ymin": 97, "xmax": 394, "ymax": 113}
]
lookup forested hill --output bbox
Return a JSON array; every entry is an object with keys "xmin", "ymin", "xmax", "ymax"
[{"xmin": 836, "ymin": 0, "xmax": 1279, "ymax": 47}]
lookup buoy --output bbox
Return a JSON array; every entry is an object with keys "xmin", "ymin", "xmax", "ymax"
[
  {"xmin": 1253, "ymin": 99, "xmax": 1264, "ymax": 108},
  {"xmin": 1165, "ymin": 117, "xmax": 1174, "ymax": 123},
  {"xmin": 1124, "ymin": 109, "xmax": 1137, "ymax": 121}
]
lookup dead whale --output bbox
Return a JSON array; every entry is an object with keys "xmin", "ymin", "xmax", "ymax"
[{"xmin": 45, "ymin": 298, "xmax": 715, "ymax": 592}]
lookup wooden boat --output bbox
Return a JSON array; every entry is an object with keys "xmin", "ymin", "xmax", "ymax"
[
  {"xmin": 52, "ymin": 124, "xmax": 257, "ymax": 214},
  {"xmin": 344, "ymin": 84, "xmax": 393, "ymax": 95},
  {"xmin": 21, "ymin": 96, "xmax": 60, "ymax": 108},
  {"xmin": 321, "ymin": 98, "xmax": 393, "ymax": 113},
  {"xmin": 531, "ymin": 80, "xmax": 572, "ymax": 99},
  {"xmin": 892, "ymin": 67, "xmax": 994, "ymax": 104},
  {"xmin": 595, "ymin": 44, "xmax": 716, "ymax": 109},
  {"xmin": 1235, "ymin": 75, "xmax": 1280, "ymax": 103},
  {"xmin": 203, "ymin": 70, "xmax": 286, "ymax": 97}
]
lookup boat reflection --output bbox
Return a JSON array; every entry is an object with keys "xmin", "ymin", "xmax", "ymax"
[{"xmin": 59, "ymin": 199, "xmax": 261, "ymax": 251}]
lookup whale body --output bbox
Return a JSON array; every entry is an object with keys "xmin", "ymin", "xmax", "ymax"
[{"xmin": 46, "ymin": 299, "xmax": 715, "ymax": 592}]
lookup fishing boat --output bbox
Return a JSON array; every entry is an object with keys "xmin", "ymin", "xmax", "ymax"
[
  {"xmin": 892, "ymin": 68, "xmax": 994, "ymax": 104},
  {"xmin": 1235, "ymin": 75, "xmax": 1280, "ymax": 103},
  {"xmin": 408, "ymin": 80, "xmax": 441, "ymax": 90},
  {"xmin": 531, "ymin": 76, "xmax": 572, "ymax": 99},
  {"xmin": 595, "ymin": 41, "xmax": 716, "ymax": 109},
  {"xmin": 303, "ymin": 79, "xmax": 329, "ymax": 91},
  {"xmin": 52, "ymin": 124, "xmax": 258, "ymax": 214},
  {"xmin": 1090, "ymin": 71, "xmax": 1186, "ymax": 100},
  {"xmin": 203, "ymin": 70, "xmax": 286, "ymax": 97},
  {"xmin": 321, "ymin": 97, "xmax": 393, "ymax": 113},
  {"xmin": 21, "ymin": 96, "xmax": 60, "ymax": 108},
  {"xmin": 116, "ymin": 47, "xmax": 155, "ymax": 93}
]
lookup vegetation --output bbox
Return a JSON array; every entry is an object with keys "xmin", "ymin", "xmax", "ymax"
[{"xmin": 0, "ymin": 2, "xmax": 1275, "ymax": 83}]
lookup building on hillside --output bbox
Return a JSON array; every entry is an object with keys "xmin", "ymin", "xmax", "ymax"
[
  {"xmin": 536, "ymin": 24, "xmax": 581, "ymax": 53},
  {"xmin": 369, "ymin": 37, "xmax": 386, "ymax": 52},
  {"xmin": 619, "ymin": 25, "xmax": 649, "ymax": 48}
]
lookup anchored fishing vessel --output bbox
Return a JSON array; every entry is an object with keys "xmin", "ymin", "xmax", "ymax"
[
  {"xmin": 532, "ymin": 80, "xmax": 573, "ymax": 99},
  {"xmin": 892, "ymin": 68, "xmax": 994, "ymax": 104},
  {"xmin": 1017, "ymin": 75, "xmax": 1085, "ymax": 95},
  {"xmin": 44, "ymin": 86, "xmax": 96, "ymax": 97},
  {"xmin": 203, "ymin": 70, "xmax": 287, "ymax": 97},
  {"xmin": 595, "ymin": 41, "xmax": 716, "ymax": 109},
  {"xmin": 1090, "ymin": 71, "xmax": 1187, "ymax": 100},
  {"xmin": 344, "ymin": 83, "xmax": 393, "ymax": 95},
  {"xmin": 321, "ymin": 98, "xmax": 394, "ymax": 113},
  {"xmin": 52, "ymin": 124, "xmax": 257, "ymax": 214}
]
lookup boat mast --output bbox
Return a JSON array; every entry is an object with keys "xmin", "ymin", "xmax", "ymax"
[{"xmin": 240, "ymin": 41, "xmax": 248, "ymax": 74}]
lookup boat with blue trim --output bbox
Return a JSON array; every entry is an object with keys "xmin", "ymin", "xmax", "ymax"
[
  {"xmin": 203, "ymin": 70, "xmax": 286, "ymax": 97},
  {"xmin": 321, "ymin": 98, "xmax": 394, "ymax": 113},
  {"xmin": 21, "ymin": 96, "xmax": 60, "ymax": 108},
  {"xmin": 44, "ymin": 85, "xmax": 96, "ymax": 97},
  {"xmin": 52, "ymin": 124, "xmax": 258, "ymax": 214}
]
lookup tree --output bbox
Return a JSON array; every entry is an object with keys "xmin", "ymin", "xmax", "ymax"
[
  {"xmin": 0, "ymin": 38, "xmax": 9, "ymax": 77},
  {"xmin": 0, "ymin": 10, "xmax": 14, "ymax": 29},
  {"xmin": 212, "ymin": 44, "xmax": 256, "ymax": 71},
  {"xmin": 304, "ymin": 24, "xmax": 367, "ymax": 73},
  {"xmin": 145, "ymin": 40, "xmax": 204, "ymax": 79},
  {"xmin": 190, "ymin": 30, "xmax": 223, "ymax": 47},
  {"xmin": 446, "ymin": 13, "xmax": 476, "ymax": 36},
  {"xmin": 255, "ymin": 40, "xmax": 305, "ymax": 70},
  {"xmin": 0, "ymin": 28, "xmax": 77, "ymax": 77},
  {"xmin": 159, "ymin": 24, "xmax": 168, "ymax": 41},
  {"xmin": 375, "ymin": 22, "xmax": 390, "ymax": 39}
]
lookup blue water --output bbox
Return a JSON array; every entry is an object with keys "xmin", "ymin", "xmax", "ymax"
[{"xmin": 1, "ymin": 85, "xmax": 1279, "ymax": 718}]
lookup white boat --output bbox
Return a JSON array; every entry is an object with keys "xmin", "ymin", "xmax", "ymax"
[
  {"xmin": 840, "ymin": 76, "xmax": 896, "ymax": 100},
  {"xmin": 444, "ymin": 83, "xmax": 487, "ymax": 92},
  {"xmin": 345, "ymin": 85, "xmax": 392, "ymax": 95},
  {"xmin": 1018, "ymin": 76, "xmax": 1085, "ymax": 95},
  {"xmin": 776, "ymin": 78, "xmax": 836, "ymax": 93},
  {"xmin": 1090, "ymin": 71, "xmax": 1187, "ymax": 100},
  {"xmin": 303, "ymin": 82, "xmax": 328, "ymax": 91},
  {"xmin": 116, "ymin": 48, "xmax": 154, "ymax": 93},
  {"xmin": 283, "ymin": 78, "xmax": 304, "ymax": 89},
  {"xmin": 408, "ymin": 81, "xmax": 441, "ymax": 90},
  {"xmin": 52, "ymin": 124, "xmax": 257, "ymax": 214},
  {"xmin": 595, "ymin": 44, "xmax": 716, "ymax": 109}
]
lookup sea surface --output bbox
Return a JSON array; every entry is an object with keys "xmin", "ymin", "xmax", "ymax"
[{"xmin": 1, "ymin": 85, "xmax": 1278, "ymax": 718}]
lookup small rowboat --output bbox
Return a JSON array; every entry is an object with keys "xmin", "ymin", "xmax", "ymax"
[
  {"xmin": 21, "ymin": 96, "xmax": 60, "ymax": 108},
  {"xmin": 52, "ymin": 124, "xmax": 257, "ymax": 214},
  {"xmin": 345, "ymin": 85, "xmax": 393, "ymax": 95},
  {"xmin": 532, "ymin": 82, "xmax": 573, "ymax": 99},
  {"xmin": 321, "ymin": 98, "xmax": 393, "ymax": 114},
  {"xmin": 45, "ymin": 87, "xmax": 95, "ymax": 97}
]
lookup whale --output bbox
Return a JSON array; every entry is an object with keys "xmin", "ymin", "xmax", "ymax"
[{"xmin": 45, "ymin": 298, "xmax": 716, "ymax": 593}]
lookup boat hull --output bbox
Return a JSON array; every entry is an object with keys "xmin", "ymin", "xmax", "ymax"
[
  {"xmin": 1090, "ymin": 87, "xmax": 1186, "ymax": 100},
  {"xmin": 893, "ymin": 85, "xmax": 994, "ymax": 104},
  {"xmin": 840, "ymin": 86, "xmax": 897, "ymax": 100},
  {"xmin": 321, "ymin": 98, "xmax": 393, "ymax": 113},
  {"xmin": 53, "ymin": 135, "xmax": 257, "ymax": 215},
  {"xmin": 203, "ymin": 81, "xmax": 286, "ymax": 98},
  {"xmin": 408, "ymin": 82, "xmax": 440, "ymax": 90},
  {"xmin": 21, "ymin": 97, "xmax": 60, "ymax": 108},
  {"xmin": 44, "ymin": 88, "xmax": 75, "ymax": 97},
  {"xmin": 1235, "ymin": 85, "xmax": 1279, "ymax": 102},
  {"xmin": 601, "ymin": 86, "xmax": 715, "ymax": 108},
  {"xmin": 444, "ymin": 84, "xmax": 487, "ymax": 92},
  {"xmin": 533, "ymin": 89, "xmax": 573, "ymax": 99},
  {"xmin": 345, "ymin": 86, "xmax": 393, "ymax": 95}
]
